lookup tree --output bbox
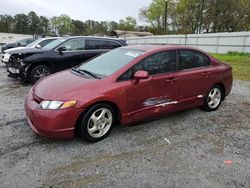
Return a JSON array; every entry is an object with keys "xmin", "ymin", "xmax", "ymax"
[
  {"xmin": 27, "ymin": 11, "xmax": 40, "ymax": 34},
  {"xmin": 51, "ymin": 14, "xmax": 72, "ymax": 36},
  {"xmin": 139, "ymin": 0, "xmax": 166, "ymax": 34},
  {"xmin": 71, "ymin": 20, "xmax": 86, "ymax": 35},
  {"xmin": 39, "ymin": 16, "xmax": 50, "ymax": 35},
  {"xmin": 0, "ymin": 15, "xmax": 14, "ymax": 33},
  {"xmin": 13, "ymin": 14, "xmax": 29, "ymax": 34},
  {"xmin": 118, "ymin": 16, "xmax": 137, "ymax": 31},
  {"xmin": 107, "ymin": 21, "xmax": 118, "ymax": 32},
  {"xmin": 205, "ymin": 0, "xmax": 250, "ymax": 32}
]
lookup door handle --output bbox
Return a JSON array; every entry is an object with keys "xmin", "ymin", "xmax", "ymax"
[
  {"xmin": 201, "ymin": 72, "xmax": 210, "ymax": 76},
  {"xmin": 165, "ymin": 77, "xmax": 177, "ymax": 83}
]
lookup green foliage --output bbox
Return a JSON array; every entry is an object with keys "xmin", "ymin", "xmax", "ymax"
[
  {"xmin": 226, "ymin": 51, "xmax": 250, "ymax": 57},
  {"xmin": 140, "ymin": 0, "xmax": 250, "ymax": 34},
  {"xmin": 0, "ymin": 11, "xmax": 144, "ymax": 36},
  {"xmin": 0, "ymin": 15, "xmax": 14, "ymax": 33},
  {"xmin": 13, "ymin": 14, "xmax": 29, "ymax": 34},
  {"xmin": 212, "ymin": 53, "xmax": 250, "ymax": 81},
  {"xmin": 118, "ymin": 17, "xmax": 137, "ymax": 31},
  {"xmin": 2, "ymin": 0, "xmax": 250, "ymax": 36},
  {"xmin": 51, "ymin": 14, "xmax": 72, "ymax": 35},
  {"xmin": 139, "ymin": 0, "xmax": 165, "ymax": 34}
]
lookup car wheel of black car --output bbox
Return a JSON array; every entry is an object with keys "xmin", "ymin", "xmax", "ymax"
[
  {"xmin": 202, "ymin": 85, "xmax": 223, "ymax": 112},
  {"xmin": 78, "ymin": 103, "xmax": 115, "ymax": 142},
  {"xmin": 30, "ymin": 65, "xmax": 51, "ymax": 84}
]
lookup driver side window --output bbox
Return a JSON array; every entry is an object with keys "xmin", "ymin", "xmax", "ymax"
[
  {"xmin": 118, "ymin": 50, "xmax": 176, "ymax": 81},
  {"xmin": 59, "ymin": 39, "xmax": 85, "ymax": 51}
]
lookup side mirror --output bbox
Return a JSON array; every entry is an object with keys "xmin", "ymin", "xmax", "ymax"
[
  {"xmin": 133, "ymin": 70, "xmax": 149, "ymax": 82},
  {"xmin": 35, "ymin": 44, "xmax": 41, "ymax": 49},
  {"xmin": 57, "ymin": 46, "xmax": 66, "ymax": 52}
]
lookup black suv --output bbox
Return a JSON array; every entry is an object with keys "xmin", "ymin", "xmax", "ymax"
[{"xmin": 5, "ymin": 36, "xmax": 127, "ymax": 83}]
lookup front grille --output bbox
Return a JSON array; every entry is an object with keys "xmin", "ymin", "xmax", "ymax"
[{"xmin": 8, "ymin": 56, "xmax": 21, "ymax": 68}]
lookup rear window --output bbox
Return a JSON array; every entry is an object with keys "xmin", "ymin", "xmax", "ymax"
[
  {"xmin": 179, "ymin": 50, "xmax": 210, "ymax": 70},
  {"xmin": 85, "ymin": 39, "xmax": 121, "ymax": 50}
]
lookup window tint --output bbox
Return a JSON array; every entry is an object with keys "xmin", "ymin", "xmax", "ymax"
[
  {"xmin": 26, "ymin": 39, "xmax": 35, "ymax": 44},
  {"xmin": 85, "ymin": 39, "xmax": 121, "ymax": 50},
  {"xmin": 119, "ymin": 51, "xmax": 176, "ymax": 80},
  {"xmin": 39, "ymin": 39, "xmax": 56, "ymax": 48},
  {"xmin": 180, "ymin": 50, "xmax": 210, "ymax": 70},
  {"xmin": 18, "ymin": 39, "xmax": 27, "ymax": 46},
  {"xmin": 107, "ymin": 41, "xmax": 121, "ymax": 49},
  {"xmin": 86, "ymin": 39, "xmax": 107, "ymax": 50},
  {"xmin": 60, "ymin": 39, "xmax": 85, "ymax": 51}
]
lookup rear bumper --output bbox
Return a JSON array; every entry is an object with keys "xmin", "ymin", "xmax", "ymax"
[{"xmin": 24, "ymin": 89, "xmax": 84, "ymax": 139}]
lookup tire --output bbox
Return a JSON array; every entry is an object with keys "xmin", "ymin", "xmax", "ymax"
[
  {"xmin": 202, "ymin": 85, "xmax": 223, "ymax": 112},
  {"xmin": 30, "ymin": 65, "xmax": 51, "ymax": 84},
  {"xmin": 78, "ymin": 103, "xmax": 115, "ymax": 142}
]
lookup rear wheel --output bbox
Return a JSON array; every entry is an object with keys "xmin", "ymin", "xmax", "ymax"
[
  {"xmin": 78, "ymin": 103, "xmax": 115, "ymax": 142},
  {"xmin": 30, "ymin": 65, "xmax": 51, "ymax": 84},
  {"xmin": 202, "ymin": 85, "xmax": 223, "ymax": 111}
]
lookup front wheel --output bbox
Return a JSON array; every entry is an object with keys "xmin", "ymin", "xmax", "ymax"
[
  {"xmin": 30, "ymin": 65, "xmax": 51, "ymax": 84},
  {"xmin": 78, "ymin": 103, "xmax": 115, "ymax": 142},
  {"xmin": 202, "ymin": 85, "xmax": 223, "ymax": 111}
]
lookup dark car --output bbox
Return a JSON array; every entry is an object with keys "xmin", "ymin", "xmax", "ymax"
[
  {"xmin": 5, "ymin": 36, "xmax": 127, "ymax": 83},
  {"xmin": 2, "ymin": 38, "xmax": 35, "ymax": 53},
  {"xmin": 25, "ymin": 45, "xmax": 232, "ymax": 142}
]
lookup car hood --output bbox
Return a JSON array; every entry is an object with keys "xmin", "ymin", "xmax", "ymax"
[
  {"xmin": 9, "ymin": 47, "xmax": 48, "ymax": 55},
  {"xmin": 33, "ymin": 70, "xmax": 103, "ymax": 101},
  {"xmin": 5, "ymin": 47, "xmax": 26, "ymax": 53}
]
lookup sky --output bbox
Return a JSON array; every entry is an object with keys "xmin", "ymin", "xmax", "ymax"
[{"xmin": 0, "ymin": 0, "xmax": 152, "ymax": 23}]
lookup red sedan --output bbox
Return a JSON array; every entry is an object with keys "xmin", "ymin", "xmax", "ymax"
[{"xmin": 25, "ymin": 45, "xmax": 232, "ymax": 142}]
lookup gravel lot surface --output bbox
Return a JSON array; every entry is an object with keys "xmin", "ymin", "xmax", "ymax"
[{"xmin": 0, "ymin": 63, "xmax": 249, "ymax": 188}]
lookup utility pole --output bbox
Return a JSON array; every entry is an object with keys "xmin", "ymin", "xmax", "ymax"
[
  {"xmin": 164, "ymin": 0, "xmax": 168, "ymax": 35},
  {"xmin": 199, "ymin": 0, "xmax": 205, "ymax": 33}
]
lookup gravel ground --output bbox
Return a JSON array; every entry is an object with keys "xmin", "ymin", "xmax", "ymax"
[{"xmin": 0, "ymin": 63, "xmax": 249, "ymax": 188}]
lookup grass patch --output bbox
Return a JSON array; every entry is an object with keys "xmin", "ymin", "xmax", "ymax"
[{"xmin": 211, "ymin": 53, "xmax": 250, "ymax": 81}]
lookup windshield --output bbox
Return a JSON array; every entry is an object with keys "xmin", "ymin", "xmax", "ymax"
[
  {"xmin": 77, "ymin": 48, "xmax": 144, "ymax": 77},
  {"xmin": 26, "ymin": 39, "xmax": 42, "ymax": 47},
  {"xmin": 42, "ymin": 38, "xmax": 66, "ymax": 50}
]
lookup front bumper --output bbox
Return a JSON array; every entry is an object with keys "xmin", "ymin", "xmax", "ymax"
[
  {"xmin": 6, "ymin": 62, "xmax": 28, "ymax": 80},
  {"xmin": 24, "ymin": 89, "xmax": 84, "ymax": 139}
]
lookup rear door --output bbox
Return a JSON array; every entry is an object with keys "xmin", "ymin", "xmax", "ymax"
[
  {"xmin": 123, "ymin": 50, "xmax": 179, "ymax": 121},
  {"xmin": 176, "ymin": 49, "xmax": 214, "ymax": 107}
]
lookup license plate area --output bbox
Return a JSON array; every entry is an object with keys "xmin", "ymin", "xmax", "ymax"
[{"xmin": 8, "ymin": 67, "xmax": 20, "ymax": 74}]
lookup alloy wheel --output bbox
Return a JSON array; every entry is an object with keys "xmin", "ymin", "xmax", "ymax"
[
  {"xmin": 207, "ymin": 88, "xmax": 221, "ymax": 109},
  {"xmin": 33, "ymin": 67, "xmax": 50, "ymax": 81},
  {"xmin": 87, "ymin": 108, "xmax": 113, "ymax": 138}
]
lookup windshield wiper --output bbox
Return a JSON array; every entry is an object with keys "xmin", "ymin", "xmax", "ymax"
[
  {"xmin": 72, "ymin": 67, "xmax": 85, "ymax": 75},
  {"xmin": 72, "ymin": 67, "xmax": 100, "ymax": 79},
  {"xmin": 81, "ymin": 69, "xmax": 100, "ymax": 79}
]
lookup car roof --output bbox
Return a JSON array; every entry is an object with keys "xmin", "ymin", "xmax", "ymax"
[
  {"xmin": 120, "ymin": 44, "xmax": 207, "ymax": 53},
  {"xmin": 59, "ymin": 36, "xmax": 124, "ymax": 41}
]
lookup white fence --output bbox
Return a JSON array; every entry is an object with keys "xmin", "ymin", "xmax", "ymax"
[{"xmin": 125, "ymin": 32, "xmax": 250, "ymax": 54}]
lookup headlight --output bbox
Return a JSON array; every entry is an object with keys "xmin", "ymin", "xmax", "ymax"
[{"xmin": 39, "ymin": 100, "xmax": 77, "ymax": 110}]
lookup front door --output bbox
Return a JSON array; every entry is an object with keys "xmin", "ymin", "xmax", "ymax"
[
  {"xmin": 54, "ymin": 38, "xmax": 87, "ymax": 71},
  {"xmin": 124, "ymin": 50, "xmax": 179, "ymax": 121}
]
